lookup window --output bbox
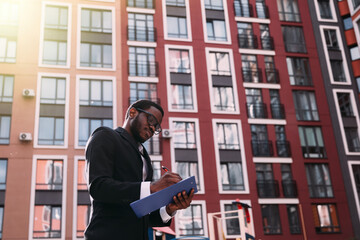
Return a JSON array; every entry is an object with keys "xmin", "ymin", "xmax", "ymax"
[
  {"xmin": 277, "ymin": 0, "xmax": 301, "ymax": 22},
  {"xmin": 292, "ymin": 91, "xmax": 319, "ymax": 121},
  {"xmin": 345, "ymin": 128, "xmax": 360, "ymax": 152},
  {"xmin": 0, "ymin": 160, "xmax": 7, "ymax": 190},
  {"xmin": 350, "ymin": 46, "xmax": 360, "ymax": 60},
  {"xmin": 207, "ymin": 20, "xmax": 227, "ymax": 41},
  {"xmin": 256, "ymin": 163, "xmax": 278, "ymax": 197},
  {"xmin": 317, "ymin": 0, "xmax": 333, "ymax": 19},
  {"xmin": 286, "ymin": 57, "xmax": 312, "ymax": 86},
  {"xmin": 130, "ymin": 82, "xmax": 157, "ymax": 104},
  {"xmin": 151, "ymin": 160, "xmax": 161, "ymax": 181},
  {"xmin": 42, "ymin": 5, "xmax": 68, "ymax": 66},
  {"xmin": 178, "ymin": 204, "xmax": 205, "ymax": 236},
  {"xmin": 205, "ymin": 0, "xmax": 223, "ymax": 10},
  {"xmin": 128, "ymin": 13, "xmax": 155, "ymax": 42},
  {"xmin": 78, "ymin": 78, "xmax": 113, "ymax": 146},
  {"xmin": 261, "ymin": 205, "xmax": 281, "ymax": 234},
  {"xmin": 298, "ymin": 126, "xmax": 326, "ymax": 158},
  {"xmin": 76, "ymin": 160, "xmax": 91, "ymax": 238},
  {"xmin": 224, "ymin": 204, "xmax": 240, "ymax": 236},
  {"xmin": 352, "ymin": 0, "xmax": 360, "ymax": 9},
  {"xmin": 305, "ymin": 164, "xmax": 333, "ymax": 198},
  {"xmin": 343, "ymin": 17, "xmax": 353, "ymax": 30},
  {"xmin": 287, "ymin": 205, "xmax": 301, "ymax": 234},
  {"xmin": 330, "ymin": 60, "xmax": 346, "ymax": 82},
  {"xmin": 0, "ymin": 116, "xmax": 10, "ymax": 144},
  {"xmin": 127, "ymin": 0, "xmax": 154, "ymax": 8},
  {"xmin": 166, "ymin": 0, "xmax": 185, "ymax": 6},
  {"xmin": 209, "ymin": 52, "xmax": 231, "ymax": 76},
  {"xmin": 352, "ymin": 165, "xmax": 360, "ymax": 206},
  {"xmin": 256, "ymin": 0, "xmax": 268, "ymax": 19},
  {"xmin": 0, "ymin": 206, "xmax": 3, "ymax": 238},
  {"xmin": 76, "ymin": 205, "xmax": 90, "ymax": 238},
  {"xmin": 242, "ymin": 55, "xmax": 260, "ymax": 83},
  {"xmin": 260, "ymin": 24, "xmax": 273, "ymax": 50},
  {"xmin": 38, "ymin": 77, "xmax": 66, "ymax": 146},
  {"xmin": 251, "ymin": 125, "xmax": 273, "ymax": 156},
  {"xmin": 324, "ymin": 29, "xmax": 339, "ymax": 50},
  {"xmin": 80, "ymin": 8, "xmax": 112, "ymax": 68},
  {"xmin": 0, "ymin": 37, "xmax": 16, "ymax": 63},
  {"xmin": 312, "ymin": 204, "xmax": 340, "ymax": 233},
  {"xmin": 282, "ymin": 26, "xmax": 306, "ymax": 53},
  {"xmin": 237, "ymin": 23, "xmax": 256, "ymax": 49},
  {"xmin": 246, "ymin": 89, "xmax": 266, "ymax": 119},
  {"xmin": 33, "ymin": 205, "xmax": 62, "ymax": 238},
  {"xmin": 276, "ymin": 126, "xmax": 291, "ymax": 157},
  {"xmin": 129, "ymin": 47, "xmax": 156, "ymax": 77},
  {"xmin": 357, "ymin": 77, "xmax": 360, "ymax": 93},
  {"xmin": 234, "ymin": 0, "xmax": 251, "ymax": 17},
  {"xmin": 173, "ymin": 122, "xmax": 196, "ymax": 149},
  {"xmin": 270, "ymin": 90, "xmax": 285, "ymax": 119},
  {"xmin": 281, "ymin": 164, "xmax": 297, "ymax": 197},
  {"xmin": 36, "ymin": 159, "xmax": 63, "ymax": 190},
  {"xmin": 167, "ymin": 16, "xmax": 187, "ymax": 39},
  {"xmin": 265, "ymin": 56, "xmax": 279, "ymax": 83},
  {"xmin": 0, "ymin": 2, "xmax": 18, "ymax": 25},
  {"xmin": 169, "ymin": 49, "xmax": 190, "ymax": 73},
  {"xmin": 0, "ymin": 75, "xmax": 13, "ymax": 102},
  {"xmin": 337, "ymin": 92, "xmax": 354, "ymax": 117},
  {"xmin": 0, "ymin": 75, "xmax": 13, "ymax": 145},
  {"xmin": 216, "ymin": 123, "xmax": 245, "ymax": 191}
]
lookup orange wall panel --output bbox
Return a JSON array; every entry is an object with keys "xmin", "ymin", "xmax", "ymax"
[
  {"xmin": 338, "ymin": 1, "xmax": 350, "ymax": 16},
  {"xmin": 345, "ymin": 29, "xmax": 357, "ymax": 45},
  {"xmin": 352, "ymin": 60, "xmax": 360, "ymax": 77}
]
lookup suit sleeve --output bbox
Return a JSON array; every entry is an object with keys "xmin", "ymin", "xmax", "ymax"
[
  {"xmin": 86, "ymin": 128, "xmax": 141, "ymax": 204},
  {"xmin": 148, "ymin": 210, "xmax": 172, "ymax": 227}
]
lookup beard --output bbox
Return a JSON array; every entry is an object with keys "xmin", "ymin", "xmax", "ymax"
[{"xmin": 130, "ymin": 115, "xmax": 146, "ymax": 143}]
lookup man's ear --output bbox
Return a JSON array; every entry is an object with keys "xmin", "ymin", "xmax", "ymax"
[{"xmin": 129, "ymin": 108, "xmax": 137, "ymax": 119}]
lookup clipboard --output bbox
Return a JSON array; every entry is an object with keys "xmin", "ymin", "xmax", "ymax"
[{"xmin": 130, "ymin": 176, "xmax": 198, "ymax": 218}]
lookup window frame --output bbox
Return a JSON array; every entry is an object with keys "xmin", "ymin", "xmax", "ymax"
[
  {"xmin": 298, "ymin": 126, "xmax": 326, "ymax": 158},
  {"xmin": 305, "ymin": 163, "xmax": 334, "ymax": 198},
  {"xmin": 292, "ymin": 91, "xmax": 319, "ymax": 121},
  {"xmin": 348, "ymin": 161, "xmax": 360, "ymax": 224},
  {"xmin": 276, "ymin": 0, "xmax": 301, "ymax": 22},
  {"xmin": 314, "ymin": 0, "xmax": 338, "ymax": 22}
]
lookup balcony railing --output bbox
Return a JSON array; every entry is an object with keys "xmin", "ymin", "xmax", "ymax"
[
  {"xmin": 242, "ymin": 68, "xmax": 262, "ymax": 83},
  {"xmin": 127, "ymin": 0, "xmax": 155, "ymax": 9},
  {"xmin": 270, "ymin": 104, "xmax": 285, "ymax": 119},
  {"xmin": 282, "ymin": 180, "xmax": 298, "ymax": 197},
  {"xmin": 238, "ymin": 34, "xmax": 258, "ymax": 49},
  {"xmin": 260, "ymin": 36, "xmax": 274, "ymax": 50},
  {"xmin": 302, "ymin": 146, "xmax": 327, "ymax": 158},
  {"xmin": 128, "ymin": 60, "xmax": 158, "ymax": 77},
  {"xmin": 246, "ymin": 103, "xmax": 268, "ymax": 119},
  {"xmin": 234, "ymin": 1, "xmax": 253, "ymax": 17},
  {"xmin": 289, "ymin": 75, "xmax": 313, "ymax": 86},
  {"xmin": 265, "ymin": 68, "xmax": 279, "ymax": 83},
  {"xmin": 256, "ymin": 180, "xmax": 279, "ymax": 198},
  {"xmin": 278, "ymin": 11, "xmax": 301, "ymax": 22},
  {"xmin": 251, "ymin": 140, "xmax": 274, "ymax": 157},
  {"xmin": 127, "ymin": 26, "xmax": 156, "ymax": 42},
  {"xmin": 128, "ymin": 97, "xmax": 160, "ymax": 106},
  {"xmin": 276, "ymin": 140, "xmax": 291, "ymax": 157}
]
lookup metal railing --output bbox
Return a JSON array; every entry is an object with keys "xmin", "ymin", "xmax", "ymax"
[
  {"xmin": 246, "ymin": 103, "xmax": 268, "ymax": 119},
  {"xmin": 128, "ymin": 60, "xmax": 158, "ymax": 77},
  {"xmin": 256, "ymin": 180, "xmax": 279, "ymax": 198},
  {"xmin": 282, "ymin": 180, "xmax": 298, "ymax": 197},
  {"xmin": 251, "ymin": 140, "xmax": 274, "ymax": 157},
  {"xmin": 127, "ymin": 26, "xmax": 156, "ymax": 42},
  {"xmin": 242, "ymin": 68, "xmax": 262, "ymax": 83}
]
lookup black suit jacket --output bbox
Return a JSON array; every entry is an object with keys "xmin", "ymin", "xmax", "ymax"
[{"xmin": 84, "ymin": 127, "xmax": 170, "ymax": 240}]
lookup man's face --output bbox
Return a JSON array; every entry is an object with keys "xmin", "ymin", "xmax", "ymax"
[{"xmin": 130, "ymin": 106, "xmax": 163, "ymax": 143}]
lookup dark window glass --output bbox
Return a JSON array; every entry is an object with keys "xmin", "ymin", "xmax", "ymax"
[
  {"xmin": 237, "ymin": 22, "xmax": 256, "ymax": 49},
  {"xmin": 324, "ymin": 29, "xmax": 338, "ymax": 49},
  {"xmin": 345, "ymin": 128, "xmax": 360, "ymax": 152},
  {"xmin": 330, "ymin": 60, "xmax": 346, "ymax": 82},
  {"xmin": 292, "ymin": 91, "xmax": 319, "ymax": 121},
  {"xmin": 287, "ymin": 205, "xmax": 301, "ymax": 234},
  {"xmin": 305, "ymin": 163, "xmax": 333, "ymax": 198},
  {"xmin": 286, "ymin": 57, "xmax": 312, "ymax": 86},
  {"xmin": 298, "ymin": 126, "xmax": 326, "ymax": 158},
  {"xmin": 246, "ymin": 89, "xmax": 267, "ymax": 119},
  {"xmin": 242, "ymin": 55, "xmax": 260, "ymax": 83},
  {"xmin": 352, "ymin": 165, "xmax": 360, "ymax": 205},
  {"xmin": 337, "ymin": 92, "xmax": 354, "ymax": 117},
  {"xmin": 276, "ymin": 0, "xmax": 301, "ymax": 22},
  {"xmin": 178, "ymin": 204, "xmax": 205, "ymax": 236},
  {"xmin": 224, "ymin": 204, "xmax": 240, "ymax": 236},
  {"xmin": 261, "ymin": 205, "xmax": 282, "ymax": 234},
  {"xmin": 317, "ymin": 0, "xmax": 333, "ymax": 19},
  {"xmin": 282, "ymin": 26, "xmax": 306, "ymax": 53},
  {"xmin": 0, "ymin": 160, "xmax": 7, "ymax": 190}
]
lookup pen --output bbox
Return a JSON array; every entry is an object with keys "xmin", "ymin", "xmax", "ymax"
[{"xmin": 161, "ymin": 165, "xmax": 170, "ymax": 172}]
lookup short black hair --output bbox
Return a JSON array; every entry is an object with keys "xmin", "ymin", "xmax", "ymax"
[{"xmin": 125, "ymin": 99, "xmax": 164, "ymax": 119}]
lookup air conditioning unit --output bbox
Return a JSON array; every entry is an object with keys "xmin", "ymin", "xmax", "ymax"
[
  {"xmin": 22, "ymin": 89, "xmax": 35, "ymax": 97},
  {"xmin": 19, "ymin": 132, "xmax": 32, "ymax": 141},
  {"xmin": 162, "ymin": 129, "xmax": 172, "ymax": 138}
]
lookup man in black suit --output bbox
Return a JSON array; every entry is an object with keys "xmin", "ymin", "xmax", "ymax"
[{"xmin": 84, "ymin": 100, "xmax": 194, "ymax": 240}]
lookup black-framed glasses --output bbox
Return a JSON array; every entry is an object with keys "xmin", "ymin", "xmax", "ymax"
[{"xmin": 135, "ymin": 108, "xmax": 162, "ymax": 134}]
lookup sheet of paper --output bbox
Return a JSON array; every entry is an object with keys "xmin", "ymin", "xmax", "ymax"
[{"xmin": 130, "ymin": 176, "xmax": 198, "ymax": 218}]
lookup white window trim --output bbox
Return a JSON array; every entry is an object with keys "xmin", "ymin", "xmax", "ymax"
[
  {"xmin": 74, "ymin": 75, "xmax": 117, "ymax": 149},
  {"xmin": 319, "ymin": 26, "xmax": 351, "ymax": 85},
  {"xmin": 219, "ymin": 200, "xmax": 255, "ymax": 239},
  {"xmin": 128, "ymin": 76, "xmax": 159, "ymax": 83},
  {"xmin": 127, "ymin": 41, "xmax": 157, "ymax": 48},
  {"xmin": 243, "ymin": 82, "xmax": 280, "ymax": 89},
  {"xmin": 200, "ymin": 0, "xmax": 232, "ymax": 45},
  {"xmin": 258, "ymin": 198, "xmax": 299, "ymax": 204},
  {"xmin": 234, "ymin": 16, "xmax": 270, "ymax": 24},
  {"xmin": 253, "ymin": 157, "xmax": 293, "ymax": 163},
  {"xmin": 347, "ymin": 0, "xmax": 360, "ymax": 15},
  {"xmin": 77, "ymin": 4, "xmax": 116, "ymax": 71},
  {"xmin": 168, "ymin": 117, "xmax": 205, "ymax": 194},
  {"xmin": 313, "ymin": 0, "xmax": 338, "ymax": 22},
  {"xmin": 205, "ymin": 47, "xmax": 240, "ymax": 114},
  {"xmin": 247, "ymin": 119, "xmax": 287, "ymax": 125},
  {"xmin": 165, "ymin": 44, "xmax": 198, "ymax": 113},
  {"xmin": 33, "ymin": 73, "xmax": 70, "ymax": 149},
  {"xmin": 348, "ymin": 160, "xmax": 360, "ymax": 223},
  {"xmin": 353, "ymin": 15, "xmax": 360, "ymax": 49},
  {"xmin": 332, "ymin": 89, "xmax": 360, "ymax": 155},
  {"xmin": 28, "ymin": 155, "xmax": 68, "ymax": 240},
  {"xmin": 162, "ymin": 0, "xmax": 192, "ymax": 42},
  {"xmin": 212, "ymin": 119, "xmax": 250, "ymax": 194},
  {"xmin": 126, "ymin": 7, "xmax": 155, "ymax": 15},
  {"xmin": 39, "ymin": 1, "xmax": 72, "ymax": 69},
  {"xmin": 88, "ymin": 0, "xmax": 115, "ymax": 2},
  {"xmin": 72, "ymin": 156, "xmax": 86, "ymax": 240},
  {"xmin": 174, "ymin": 200, "xmax": 208, "ymax": 238}
]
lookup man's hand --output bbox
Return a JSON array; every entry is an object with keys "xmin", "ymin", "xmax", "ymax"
[
  {"xmin": 150, "ymin": 172, "xmax": 182, "ymax": 193},
  {"xmin": 166, "ymin": 188, "xmax": 195, "ymax": 216}
]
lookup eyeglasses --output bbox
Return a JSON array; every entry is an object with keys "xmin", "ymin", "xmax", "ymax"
[{"xmin": 135, "ymin": 108, "xmax": 162, "ymax": 135}]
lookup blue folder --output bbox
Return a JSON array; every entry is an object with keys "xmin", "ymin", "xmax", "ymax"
[{"xmin": 130, "ymin": 176, "xmax": 198, "ymax": 218}]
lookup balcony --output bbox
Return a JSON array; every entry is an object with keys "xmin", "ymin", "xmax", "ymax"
[
  {"xmin": 127, "ymin": 26, "xmax": 156, "ymax": 42},
  {"xmin": 238, "ymin": 34, "xmax": 258, "ymax": 49},
  {"xmin": 278, "ymin": 11, "xmax": 301, "ymax": 22},
  {"xmin": 265, "ymin": 68, "xmax": 279, "ymax": 83},
  {"xmin": 234, "ymin": 1, "xmax": 253, "ymax": 17},
  {"xmin": 128, "ymin": 60, "xmax": 158, "ymax": 77},
  {"xmin": 302, "ymin": 146, "xmax": 327, "ymax": 158},
  {"xmin": 289, "ymin": 75, "xmax": 313, "ymax": 86},
  {"xmin": 270, "ymin": 104, "xmax": 285, "ymax": 119},
  {"xmin": 242, "ymin": 68, "xmax": 262, "ymax": 83},
  {"xmin": 276, "ymin": 140, "xmax": 291, "ymax": 157},
  {"xmin": 282, "ymin": 180, "xmax": 298, "ymax": 197},
  {"xmin": 260, "ymin": 36, "xmax": 274, "ymax": 50},
  {"xmin": 128, "ymin": 97, "xmax": 160, "ymax": 106},
  {"xmin": 251, "ymin": 140, "xmax": 274, "ymax": 157},
  {"xmin": 256, "ymin": 180, "xmax": 279, "ymax": 198},
  {"xmin": 246, "ymin": 103, "xmax": 268, "ymax": 119},
  {"xmin": 127, "ymin": 0, "xmax": 154, "ymax": 9}
]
